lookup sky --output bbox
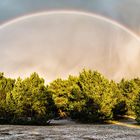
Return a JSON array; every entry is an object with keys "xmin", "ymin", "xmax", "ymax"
[
  {"xmin": 1, "ymin": 0, "xmax": 140, "ymax": 35},
  {"xmin": 0, "ymin": 0, "xmax": 140, "ymax": 82}
]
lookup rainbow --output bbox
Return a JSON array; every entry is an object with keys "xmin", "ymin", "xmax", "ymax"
[{"xmin": 0, "ymin": 10, "xmax": 140, "ymax": 42}]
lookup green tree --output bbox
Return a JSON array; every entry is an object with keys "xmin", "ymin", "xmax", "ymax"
[
  {"xmin": 49, "ymin": 75, "xmax": 85, "ymax": 118},
  {"xmin": 110, "ymin": 80, "xmax": 127, "ymax": 118},
  {"xmin": 132, "ymin": 78, "xmax": 140, "ymax": 123},
  {"xmin": 49, "ymin": 78, "xmax": 69, "ymax": 117},
  {"xmin": 118, "ymin": 79, "xmax": 139, "ymax": 116},
  {"xmin": 0, "ymin": 72, "xmax": 15, "ymax": 120},
  {"xmin": 7, "ymin": 73, "xmax": 55, "ymax": 124},
  {"xmin": 134, "ymin": 91, "xmax": 140, "ymax": 123},
  {"xmin": 73, "ymin": 69, "xmax": 117, "ymax": 122}
]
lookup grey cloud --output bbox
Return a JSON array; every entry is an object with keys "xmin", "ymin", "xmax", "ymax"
[
  {"xmin": 0, "ymin": 13, "xmax": 140, "ymax": 82},
  {"xmin": 1, "ymin": 0, "xmax": 140, "ymax": 36}
]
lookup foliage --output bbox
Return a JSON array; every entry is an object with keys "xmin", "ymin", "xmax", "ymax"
[
  {"xmin": 118, "ymin": 79, "xmax": 139, "ymax": 116},
  {"xmin": 0, "ymin": 72, "xmax": 15, "ymax": 120},
  {"xmin": 133, "ymin": 78, "xmax": 140, "ymax": 123},
  {"xmin": 6, "ymin": 73, "xmax": 55, "ymax": 124},
  {"xmin": 70, "ymin": 69, "xmax": 117, "ymax": 122},
  {"xmin": 0, "ymin": 70, "xmax": 140, "ymax": 124}
]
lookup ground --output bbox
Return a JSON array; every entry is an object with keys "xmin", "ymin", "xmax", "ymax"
[{"xmin": 0, "ymin": 118, "xmax": 140, "ymax": 140}]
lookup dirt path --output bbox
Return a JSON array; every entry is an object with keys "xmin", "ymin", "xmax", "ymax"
[{"xmin": 108, "ymin": 116, "xmax": 140, "ymax": 129}]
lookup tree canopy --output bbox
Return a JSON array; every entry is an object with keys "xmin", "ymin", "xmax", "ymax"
[{"xmin": 0, "ymin": 69, "xmax": 140, "ymax": 124}]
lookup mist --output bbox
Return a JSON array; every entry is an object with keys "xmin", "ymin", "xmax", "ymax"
[{"xmin": 0, "ymin": 12, "xmax": 140, "ymax": 82}]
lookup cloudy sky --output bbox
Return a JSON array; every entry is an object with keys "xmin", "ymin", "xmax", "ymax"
[
  {"xmin": 1, "ymin": 0, "xmax": 140, "ymax": 35},
  {"xmin": 0, "ymin": 0, "xmax": 140, "ymax": 82}
]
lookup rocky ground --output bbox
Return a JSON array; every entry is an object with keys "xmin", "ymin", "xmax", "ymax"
[{"xmin": 0, "ymin": 118, "xmax": 140, "ymax": 140}]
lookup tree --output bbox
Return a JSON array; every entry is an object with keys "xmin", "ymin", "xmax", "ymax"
[
  {"xmin": 110, "ymin": 80, "xmax": 127, "ymax": 118},
  {"xmin": 76, "ymin": 69, "xmax": 117, "ymax": 122},
  {"xmin": 7, "ymin": 73, "xmax": 55, "ymax": 124},
  {"xmin": 118, "ymin": 79, "xmax": 139, "ymax": 116},
  {"xmin": 1, "ymin": 69, "xmax": 140, "ymax": 124},
  {"xmin": 49, "ymin": 78, "xmax": 69, "ymax": 117},
  {"xmin": 0, "ymin": 72, "xmax": 15, "ymax": 120},
  {"xmin": 49, "ymin": 75, "xmax": 85, "ymax": 118},
  {"xmin": 132, "ymin": 78, "xmax": 140, "ymax": 123}
]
